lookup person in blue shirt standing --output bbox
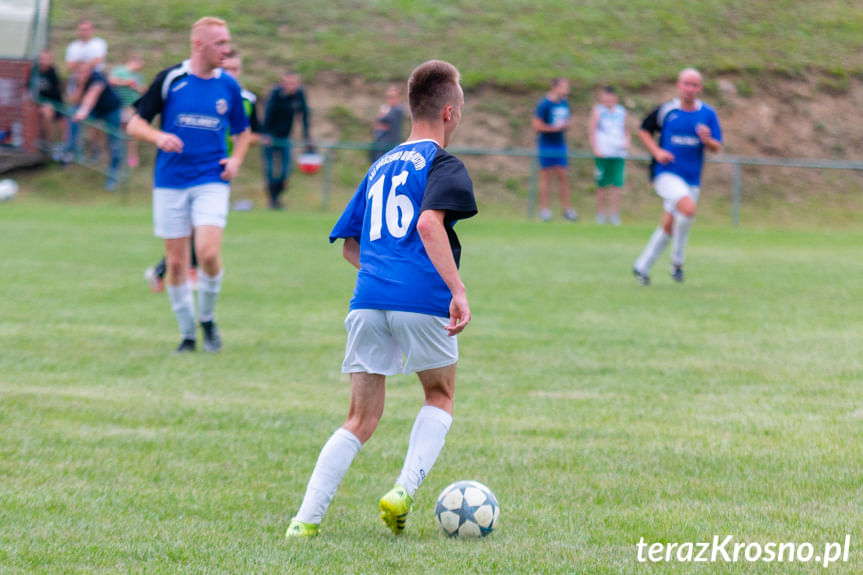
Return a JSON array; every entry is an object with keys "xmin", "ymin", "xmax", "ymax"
[
  {"xmin": 532, "ymin": 77, "xmax": 577, "ymax": 222},
  {"xmin": 127, "ymin": 16, "xmax": 251, "ymax": 353},
  {"xmin": 633, "ymin": 68, "xmax": 722, "ymax": 285},
  {"xmin": 286, "ymin": 59, "xmax": 477, "ymax": 539}
]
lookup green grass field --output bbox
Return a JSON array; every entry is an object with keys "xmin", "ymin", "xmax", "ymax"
[
  {"xmin": 1, "ymin": 200, "xmax": 861, "ymax": 574},
  {"xmin": 52, "ymin": 1, "xmax": 863, "ymax": 93}
]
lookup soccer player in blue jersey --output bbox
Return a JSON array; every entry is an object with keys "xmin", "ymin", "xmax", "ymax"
[
  {"xmin": 285, "ymin": 60, "xmax": 477, "ymax": 539},
  {"xmin": 633, "ymin": 68, "xmax": 722, "ymax": 285},
  {"xmin": 127, "ymin": 17, "xmax": 251, "ymax": 353}
]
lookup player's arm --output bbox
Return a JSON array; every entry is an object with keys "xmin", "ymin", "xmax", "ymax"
[
  {"xmin": 127, "ymin": 114, "xmax": 183, "ymax": 153},
  {"xmin": 221, "ymin": 128, "xmax": 251, "ymax": 180},
  {"xmin": 247, "ymin": 100, "xmax": 261, "ymax": 146},
  {"xmin": 696, "ymin": 123, "xmax": 722, "ymax": 153},
  {"xmin": 417, "ymin": 209, "xmax": 470, "ymax": 336},
  {"xmin": 532, "ymin": 115, "xmax": 563, "ymax": 133},
  {"xmin": 71, "ymin": 81, "xmax": 105, "ymax": 121},
  {"xmin": 342, "ymin": 237, "xmax": 360, "ymax": 269},
  {"xmin": 638, "ymin": 108, "xmax": 673, "ymax": 164},
  {"xmin": 127, "ymin": 67, "xmax": 184, "ymax": 153}
]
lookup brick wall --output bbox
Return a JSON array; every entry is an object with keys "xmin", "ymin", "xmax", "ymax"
[{"xmin": 0, "ymin": 59, "xmax": 40, "ymax": 155}]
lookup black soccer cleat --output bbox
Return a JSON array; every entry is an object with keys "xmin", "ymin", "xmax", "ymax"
[
  {"xmin": 632, "ymin": 267, "xmax": 650, "ymax": 286},
  {"xmin": 174, "ymin": 338, "xmax": 196, "ymax": 354},
  {"xmin": 670, "ymin": 264, "xmax": 684, "ymax": 283},
  {"xmin": 200, "ymin": 320, "xmax": 222, "ymax": 353}
]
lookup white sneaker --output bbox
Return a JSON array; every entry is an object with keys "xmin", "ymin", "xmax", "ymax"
[
  {"xmin": 608, "ymin": 213, "xmax": 621, "ymax": 226},
  {"xmin": 563, "ymin": 208, "xmax": 578, "ymax": 222},
  {"xmin": 539, "ymin": 208, "xmax": 552, "ymax": 222},
  {"xmin": 595, "ymin": 213, "xmax": 607, "ymax": 224}
]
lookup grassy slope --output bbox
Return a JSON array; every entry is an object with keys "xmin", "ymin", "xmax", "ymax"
[
  {"xmin": 50, "ymin": 1, "xmax": 863, "ymax": 93},
  {"xmin": 1, "ymin": 204, "xmax": 862, "ymax": 573}
]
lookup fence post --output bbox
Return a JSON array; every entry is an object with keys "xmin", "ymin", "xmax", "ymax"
[
  {"xmin": 527, "ymin": 156, "xmax": 538, "ymax": 218},
  {"xmin": 732, "ymin": 162, "xmax": 742, "ymax": 228},
  {"xmin": 321, "ymin": 147, "xmax": 333, "ymax": 210}
]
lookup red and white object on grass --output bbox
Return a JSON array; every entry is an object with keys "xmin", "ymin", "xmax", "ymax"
[{"xmin": 297, "ymin": 152, "xmax": 324, "ymax": 174}]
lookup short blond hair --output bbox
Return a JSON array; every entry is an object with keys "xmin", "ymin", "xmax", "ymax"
[{"xmin": 191, "ymin": 16, "xmax": 227, "ymax": 42}]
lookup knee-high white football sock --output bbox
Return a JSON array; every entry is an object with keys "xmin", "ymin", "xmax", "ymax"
[
  {"xmin": 294, "ymin": 428, "xmax": 362, "ymax": 525},
  {"xmin": 671, "ymin": 213, "xmax": 694, "ymax": 266},
  {"xmin": 166, "ymin": 282, "xmax": 196, "ymax": 340},
  {"xmin": 396, "ymin": 405, "xmax": 453, "ymax": 497},
  {"xmin": 634, "ymin": 227, "xmax": 670, "ymax": 274},
  {"xmin": 197, "ymin": 268, "xmax": 223, "ymax": 323}
]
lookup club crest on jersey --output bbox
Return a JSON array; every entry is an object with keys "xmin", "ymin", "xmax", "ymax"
[{"xmin": 216, "ymin": 99, "xmax": 228, "ymax": 115}]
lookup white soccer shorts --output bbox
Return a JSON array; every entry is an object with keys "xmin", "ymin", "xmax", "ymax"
[
  {"xmin": 654, "ymin": 172, "xmax": 700, "ymax": 214},
  {"xmin": 342, "ymin": 309, "xmax": 459, "ymax": 376},
  {"xmin": 153, "ymin": 182, "xmax": 230, "ymax": 239}
]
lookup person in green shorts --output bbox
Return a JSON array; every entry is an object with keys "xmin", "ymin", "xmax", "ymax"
[{"xmin": 589, "ymin": 85, "xmax": 629, "ymax": 225}]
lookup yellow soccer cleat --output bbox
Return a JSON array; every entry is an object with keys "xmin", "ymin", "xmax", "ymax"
[
  {"xmin": 285, "ymin": 518, "xmax": 320, "ymax": 539},
  {"xmin": 379, "ymin": 484, "xmax": 414, "ymax": 536}
]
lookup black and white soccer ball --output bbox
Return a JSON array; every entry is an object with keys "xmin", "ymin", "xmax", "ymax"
[{"xmin": 434, "ymin": 480, "xmax": 500, "ymax": 538}]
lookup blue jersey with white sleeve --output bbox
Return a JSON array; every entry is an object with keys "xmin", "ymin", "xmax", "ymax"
[
  {"xmin": 641, "ymin": 98, "xmax": 722, "ymax": 186},
  {"xmin": 134, "ymin": 61, "xmax": 249, "ymax": 189},
  {"xmin": 329, "ymin": 139, "xmax": 477, "ymax": 318}
]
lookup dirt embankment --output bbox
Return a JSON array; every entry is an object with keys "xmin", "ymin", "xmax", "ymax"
[{"xmin": 306, "ymin": 72, "xmax": 863, "ymax": 161}]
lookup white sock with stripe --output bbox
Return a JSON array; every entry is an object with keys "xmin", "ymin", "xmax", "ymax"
[{"xmin": 396, "ymin": 405, "xmax": 453, "ymax": 497}]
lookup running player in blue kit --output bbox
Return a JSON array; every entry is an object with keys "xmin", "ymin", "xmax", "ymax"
[
  {"xmin": 633, "ymin": 68, "xmax": 722, "ymax": 285},
  {"xmin": 285, "ymin": 60, "xmax": 477, "ymax": 539},
  {"xmin": 128, "ymin": 17, "xmax": 251, "ymax": 353}
]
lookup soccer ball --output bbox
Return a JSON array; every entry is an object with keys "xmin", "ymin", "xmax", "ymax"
[
  {"xmin": 0, "ymin": 179, "xmax": 18, "ymax": 202},
  {"xmin": 434, "ymin": 480, "xmax": 500, "ymax": 538}
]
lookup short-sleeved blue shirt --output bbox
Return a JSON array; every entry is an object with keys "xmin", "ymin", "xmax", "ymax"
[
  {"xmin": 641, "ymin": 98, "xmax": 722, "ymax": 186},
  {"xmin": 330, "ymin": 139, "xmax": 477, "ymax": 318},
  {"xmin": 535, "ymin": 97, "xmax": 570, "ymax": 149},
  {"xmin": 135, "ymin": 61, "xmax": 249, "ymax": 189}
]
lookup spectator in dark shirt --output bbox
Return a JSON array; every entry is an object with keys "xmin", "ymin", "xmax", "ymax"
[
  {"xmin": 33, "ymin": 48, "xmax": 66, "ymax": 158},
  {"xmin": 369, "ymin": 84, "xmax": 404, "ymax": 163},
  {"xmin": 261, "ymin": 71, "xmax": 311, "ymax": 209},
  {"xmin": 68, "ymin": 62, "xmax": 124, "ymax": 190}
]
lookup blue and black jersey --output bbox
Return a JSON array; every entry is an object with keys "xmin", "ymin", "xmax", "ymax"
[
  {"xmin": 134, "ymin": 60, "xmax": 249, "ymax": 189},
  {"xmin": 641, "ymin": 98, "xmax": 722, "ymax": 186},
  {"xmin": 330, "ymin": 139, "xmax": 477, "ymax": 318}
]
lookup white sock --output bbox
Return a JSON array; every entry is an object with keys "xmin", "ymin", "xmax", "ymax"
[
  {"xmin": 294, "ymin": 428, "xmax": 362, "ymax": 525},
  {"xmin": 166, "ymin": 282, "xmax": 196, "ymax": 340},
  {"xmin": 634, "ymin": 227, "xmax": 670, "ymax": 274},
  {"xmin": 396, "ymin": 405, "xmax": 453, "ymax": 497},
  {"xmin": 197, "ymin": 268, "xmax": 223, "ymax": 323},
  {"xmin": 671, "ymin": 213, "xmax": 694, "ymax": 266}
]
